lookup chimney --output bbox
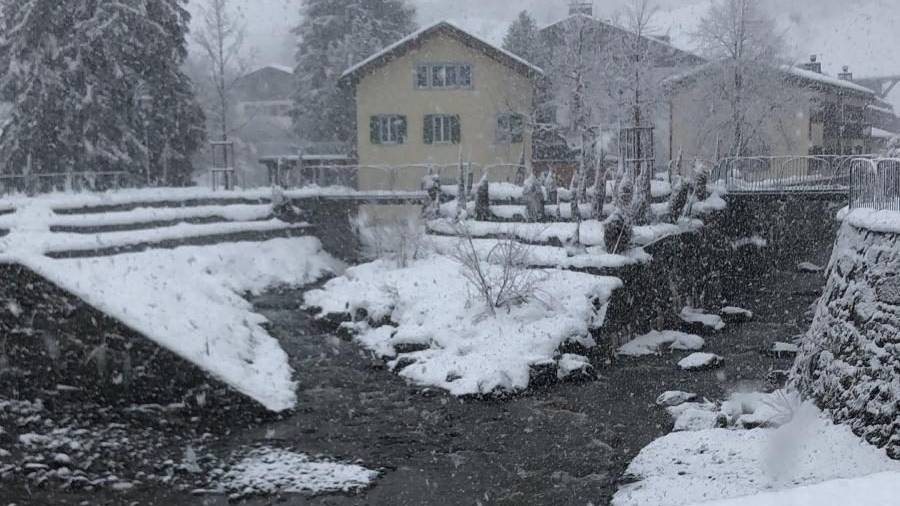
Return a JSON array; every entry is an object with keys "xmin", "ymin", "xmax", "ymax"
[
  {"xmin": 800, "ymin": 55, "xmax": 822, "ymax": 74},
  {"xmin": 838, "ymin": 65, "xmax": 853, "ymax": 81},
  {"xmin": 569, "ymin": 0, "xmax": 593, "ymax": 17}
]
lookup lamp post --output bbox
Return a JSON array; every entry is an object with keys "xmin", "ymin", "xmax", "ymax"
[{"xmin": 135, "ymin": 84, "xmax": 153, "ymax": 186}]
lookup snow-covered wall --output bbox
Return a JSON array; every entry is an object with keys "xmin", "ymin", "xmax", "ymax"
[{"xmin": 792, "ymin": 216, "xmax": 900, "ymax": 458}]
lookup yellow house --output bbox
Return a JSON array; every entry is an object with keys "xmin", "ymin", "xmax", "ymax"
[{"xmin": 339, "ymin": 21, "xmax": 544, "ymax": 192}]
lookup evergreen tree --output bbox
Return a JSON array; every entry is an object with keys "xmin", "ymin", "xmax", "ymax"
[
  {"xmin": 292, "ymin": 0, "xmax": 416, "ymax": 143},
  {"xmin": 0, "ymin": 0, "xmax": 205, "ymax": 186},
  {"xmin": 502, "ymin": 11, "xmax": 543, "ymax": 66}
]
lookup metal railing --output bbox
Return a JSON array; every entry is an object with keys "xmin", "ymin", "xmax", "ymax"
[
  {"xmin": 849, "ymin": 158, "xmax": 900, "ymax": 211},
  {"xmin": 268, "ymin": 163, "xmax": 528, "ymax": 192},
  {"xmin": 0, "ymin": 171, "xmax": 129, "ymax": 196},
  {"xmin": 712, "ymin": 155, "xmax": 874, "ymax": 193}
]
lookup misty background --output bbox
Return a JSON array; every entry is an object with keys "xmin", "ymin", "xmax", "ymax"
[{"xmin": 192, "ymin": 0, "xmax": 900, "ymax": 90}]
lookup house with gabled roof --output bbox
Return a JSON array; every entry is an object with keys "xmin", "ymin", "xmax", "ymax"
[
  {"xmin": 339, "ymin": 21, "xmax": 544, "ymax": 192},
  {"xmin": 666, "ymin": 56, "xmax": 879, "ymax": 161}
]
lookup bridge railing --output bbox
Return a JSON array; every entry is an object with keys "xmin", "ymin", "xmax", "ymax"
[
  {"xmin": 270, "ymin": 163, "xmax": 528, "ymax": 192},
  {"xmin": 849, "ymin": 158, "xmax": 900, "ymax": 211},
  {"xmin": 713, "ymin": 155, "xmax": 874, "ymax": 193}
]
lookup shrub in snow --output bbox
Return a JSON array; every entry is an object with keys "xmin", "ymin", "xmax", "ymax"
[
  {"xmin": 351, "ymin": 211, "xmax": 426, "ymax": 268},
  {"xmin": 422, "ymin": 174, "xmax": 442, "ymax": 219},
  {"xmin": 451, "ymin": 231, "xmax": 539, "ymax": 317},
  {"xmin": 473, "ymin": 175, "xmax": 490, "ymax": 221},
  {"xmin": 522, "ymin": 175, "xmax": 545, "ymax": 222},
  {"xmin": 604, "ymin": 212, "xmax": 632, "ymax": 255},
  {"xmin": 792, "ymin": 221, "xmax": 900, "ymax": 457},
  {"xmin": 668, "ymin": 179, "xmax": 691, "ymax": 222},
  {"xmin": 693, "ymin": 162, "xmax": 710, "ymax": 202}
]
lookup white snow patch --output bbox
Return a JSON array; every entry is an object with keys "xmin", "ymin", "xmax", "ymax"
[
  {"xmin": 731, "ymin": 236, "xmax": 768, "ymax": 250},
  {"xmin": 618, "ymin": 331, "xmax": 705, "ymax": 357},
  {"xmin": 844, "ymin": 208, "xmax": 900, "ymax": 234},
  {"xmin": 217, "ymin": 447, "xmax": 377, "ymax": 497},
  {"xmin": 304, "ymin": 254, "xmax": 620, "ymax": 395},
  {"xmin": 690, "ymin": 472, "xmax": 900, "ymax": 506},
  {"xmin": 678, "ymin": 352, "xmax": 724, "ymax": 370},
  {"xmin": 613, "ymin": 406, "xmax": 900, "ymax": 506},
  {"xmin": 557, "ymin": 353, "xmax": 593, "ymax": 380},
  {"xmin": 21, "ymin": 238, "xmax": 343, "ymax": 411}
]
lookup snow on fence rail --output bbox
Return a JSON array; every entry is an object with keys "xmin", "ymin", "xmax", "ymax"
[
  {"xmin": 712, "ymin": 155, "xmax": 870, "ymax": 193},
  {"xmin": 0, "ymin": 171, "xmax": 129, "ymax": 196},
  {"xmin": 849, "ymin": 157, "xmax": 900, "ymax": 211}
]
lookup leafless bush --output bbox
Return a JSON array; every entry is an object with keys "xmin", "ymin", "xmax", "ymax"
[
  {"xmin": 351, "ymin": 211, "xmax": 427, "ymax": 268},
  {"xmin": 451, "ymin": 228, "xmax": 539, "ymax": 317}
]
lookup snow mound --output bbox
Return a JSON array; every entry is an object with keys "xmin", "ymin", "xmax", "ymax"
[
  {"xmin": 720, "ymin": 306, "xmax": 753, "ymax": 323},
  {"xmin": 22, "ymin": 238, "xmax": 343, "ymax": 411},
  {"xmin": 304, "ymin": 254, "xmax": 621, "ymax": 395},
  {"xmin": 618, "ymin": 330, "xmax": 705, "ymax": 357},
  {"xmin": 613, "ymin": 405, "xmax": 900, "ymax": 506},
  {"xmin": 217, "ymin": 447, "xmax": 377, "ymax": 498},
  {"xmin": 680, "ymin": 307, "xmax": 725, "ymax": 331},
  {"xmin": 678, "ymin": 352, "xmax": 724, "ymax": 370}
]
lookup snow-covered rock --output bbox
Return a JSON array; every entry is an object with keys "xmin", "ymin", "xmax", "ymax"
[
  {"xmin": 680, "ymin": 307, "xmax": 726, "ymax": 331},
  {"xmin": 656, "ymin": 391, "xmax": 697, "ymax": 407},
  {"xmin": 770, "ymin": 342, "xmax": 799, "ymax": 356},
  {"xmin": 678, "ymin": 353, "xmax": 724, "ymax": 370},
  {"xmin": 617, "ymin": 331, "xmax": 705, "ymax": 357},
  {"xmin": 797, "ymin": 261, "xmax": 824, "ymax": 273},
  {"xmin": 720, "ymin": 306, "xmax": 753, "ymax": 323},
  {"xmin": 556, "ymin": 354, "xmax": 594, "ymax": 380}
]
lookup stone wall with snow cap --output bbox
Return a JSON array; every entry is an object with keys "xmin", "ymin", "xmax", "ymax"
[{"xmin": 792, "ymin": 210, "xmax": 900, "ymax": 458}]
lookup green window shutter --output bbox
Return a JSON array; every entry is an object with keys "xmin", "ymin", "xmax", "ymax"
[
  {"xmin": 370, "ymin": 116, "xmax": 380, "ymax": 145},
  {"xmin": 424, "ymin": 115, "xmax": 434, "ymax": 144},
  {"xmin": 512, "ymin": 114, "xmax": 524, "ymax": 143},
  {"xmin": 451, "ymin": 115, "xmax": 461, "ymax": 144},
  {"xmin": 398, "ymin": 116, "xmax": 407, "ymax": 144}
]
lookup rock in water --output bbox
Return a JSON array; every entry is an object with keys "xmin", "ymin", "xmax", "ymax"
[
  {"xmin": 798, "ymin": 261, "xmax": 824, "ymax": 273},
  {"xmin": 678, "ymin": 353, "xmax": 724, "ymax": 371},
  {"xmin": 655, "ymin": 391, "xmax": 697, "ymax": 407},
  {"xmin": 720, "ymin": 306, "xmax": 753, "ymax": 324}
]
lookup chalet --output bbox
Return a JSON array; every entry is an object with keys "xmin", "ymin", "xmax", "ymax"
[
  {"xmin": 339, "ymin": 21, "xmax": 543, "ymax": 192},
  {"xmin": 666, "ymin": 56, "xmax": 880, "ymax": 161}
]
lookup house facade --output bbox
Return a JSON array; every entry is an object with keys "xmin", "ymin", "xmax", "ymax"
[
  {"xmin": 340, "ymin": 22, "xmax": 543, "ymax": 192},
  {"xmin": 667, "ymin": 58, "xmax": 879, "ymax": 163}
]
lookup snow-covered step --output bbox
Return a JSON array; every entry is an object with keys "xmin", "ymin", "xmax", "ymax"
[
  {"xmin": 43, "ymin": 219, "xmax": 313, "ymax": 258},
  {"xmin": 48, "ymin": 204, "xmax": 274, "ymax": 234}
]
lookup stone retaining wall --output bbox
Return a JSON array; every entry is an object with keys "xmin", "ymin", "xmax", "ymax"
[{"xmin": 791, "ymin": 220, "xmax": 900, "ymax": 458}]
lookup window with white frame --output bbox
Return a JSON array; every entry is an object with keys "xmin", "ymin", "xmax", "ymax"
[
  {"xmin": 496, "ymin": 113, "xmax": 525, "ymax": 144},
  {"xmin": 416, "ymin": 63, "xmax": 473, "ymax": 89},
  {"xmin": 424, "ymin": 114, "xmax": 460, "ymax": 144},
  {"xmin": 369, "ymin": 115, "xmax": 407, "ymax": 145}
]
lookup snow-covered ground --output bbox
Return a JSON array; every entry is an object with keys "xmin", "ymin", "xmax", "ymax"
[
  {"xmin": 22, "ymin": 238, "xmax": 343, "ymax": 411},
  {"xmin": 304, "ymin": 254, "xmax": 621, "ymax": 395},
  {"xmin": 614, "ymin": 397, "xmax": 900, "ymax": 506},
  {"xmin": 688, "ymin": 472, "xmax": 900, "ymax": 506}
]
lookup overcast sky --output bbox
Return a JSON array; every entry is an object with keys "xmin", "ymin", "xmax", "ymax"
[{"xmin": 195, "ymin": 0, "xmax": 900, "ymax": 83}]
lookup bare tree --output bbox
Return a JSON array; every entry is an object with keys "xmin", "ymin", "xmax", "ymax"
[
  {"xmin": 692, "ymin": 0, "xmax": 788, "ymax": 158},
  {"xmin": 194, "ymin": 0, "xmax": 247, "ymax": 142}
]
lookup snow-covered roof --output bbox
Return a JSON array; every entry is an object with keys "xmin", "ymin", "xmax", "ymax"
[
  {"xmin": 250, "ymin": 64, "xmax": 293, "ymax": 75},
  {"xmin": 782, "ymin": 65, "xmax": 876, "ymax": 95},
  {"xmin": 540, "ymin": 13, "xmax": 703, "ymax": 62},
  {"xmin": 871, "ymin": 127, "xmax": 897, "ymax": 139},
  {"xmin": 340, "ymin": 21, "xmax": 544, "ymax": 84},
  {"xmin": 665, "ymin": 61, "xmax": 877, "ymax": 97}
]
